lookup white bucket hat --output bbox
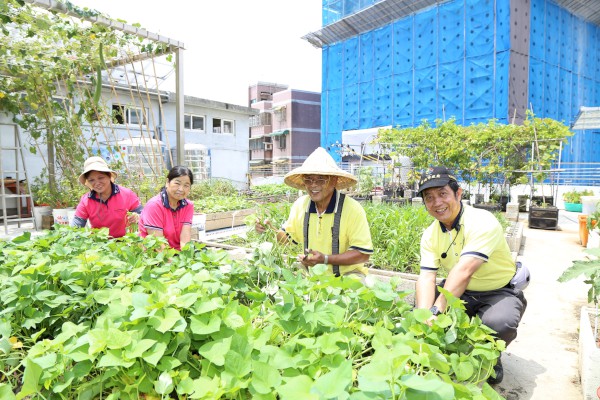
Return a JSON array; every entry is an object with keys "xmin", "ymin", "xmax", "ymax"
[
  {"xmin": 78, "ymin": 156, "xmax": 117, "ymax": 186},
  {"xmin": 284, "ymin": 147, "xmax": 358, "ymax": 190}
]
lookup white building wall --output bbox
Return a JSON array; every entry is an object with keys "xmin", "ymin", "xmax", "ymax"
[
  {"xmin": 2, "ymin": 88, "xmax": 256, "ymax": 191},
  {"xmin": 162, "ymin": 99, "xmax": 253, "ymax": 189}
]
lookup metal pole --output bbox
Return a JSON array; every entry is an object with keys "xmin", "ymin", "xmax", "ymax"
[{"xmin": 175, "ymin": 47, "xmax": 185, "ymax": 165}]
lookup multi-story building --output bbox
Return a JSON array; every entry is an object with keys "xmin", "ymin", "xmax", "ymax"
[
  {"xmin": 249, "ymin": 82, "xmax": 321, "ymax": 177},
  {"xmin": 303, "ymin": 0, "xmax": 600, "ymax": 175}
]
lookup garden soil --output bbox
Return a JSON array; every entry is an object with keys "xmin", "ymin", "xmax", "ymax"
[
  {"xmin": 0, "ymin": 210, "xmax": 594, "ymax": 399},
  {"xmin": 494, "ymin": 211, "xmax": 590, "ymax": 400}
]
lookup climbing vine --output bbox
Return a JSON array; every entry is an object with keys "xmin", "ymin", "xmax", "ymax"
[{"xmin": 0, "ymin": 0, "xmax": 171, "ymax": 200}]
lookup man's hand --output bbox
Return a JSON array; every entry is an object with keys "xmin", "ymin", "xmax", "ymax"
[
  {"xmin": 297, "ymin": 249, "xmax": 325, "ymax": 267},
  {"xmin": 255, "ymin": 218, "xmax": 274, "ymax": 234}
]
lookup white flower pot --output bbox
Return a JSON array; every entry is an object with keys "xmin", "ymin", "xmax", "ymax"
[{"xmin": 52, "ymin": 208, "xmax": 69, "ymax": 225}]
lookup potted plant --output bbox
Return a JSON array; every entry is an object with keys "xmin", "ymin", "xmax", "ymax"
[
  {"xmin": 524, "ymin": 115, "xmax": 572, "ymax": 230},
  {"xmin": 558, "ymin": 248, "xmax": 600, "ymax": 400},
  {"xmin": 563, "ymin": 189, "xmax": 594, "ymax": 212},
  {"xmin": 354, "ymin": 167, "xmax": 375, "ymax": 201}
]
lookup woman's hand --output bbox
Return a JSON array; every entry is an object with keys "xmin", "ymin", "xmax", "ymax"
[{"xmin": 126, "ymin": 212, "xmax": 140, "ymax": 225}]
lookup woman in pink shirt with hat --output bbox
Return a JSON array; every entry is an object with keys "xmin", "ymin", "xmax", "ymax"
[
  {"xmin": 71, "ymin": 156, "xmax": 143, "ymax": 238},
  {"xmin": 138, "ymin": 166, "xmax": 194, "ymax": 250}
]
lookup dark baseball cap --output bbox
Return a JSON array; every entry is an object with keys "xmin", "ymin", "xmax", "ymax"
[{"xmin": 417, "ymin": 166, "xmax": 458, "ymax": 195}]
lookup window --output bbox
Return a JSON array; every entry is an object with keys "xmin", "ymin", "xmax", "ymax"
[
  {"xmin": 112, "ymin": 104, "xmax": 147, "ymax": 125},
  {"xmin": 184, "ymin": 114, "xmax": 205, "ymax": 131},
  {"xmin": 212, "ymin": 118, "xmax": 234, "ymax": 134},
  {"xmin": 250, "ymin": 113, "xmax": 271, "ymax": 127},
  {"xmin": 249, "ymin": 138, "xmax": 264, "ymax": 151},
  {"xmin": 277, "ymin": 134, "xmax": 287, "ymax": 149}
]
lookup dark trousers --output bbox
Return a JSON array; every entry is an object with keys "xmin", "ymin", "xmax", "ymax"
[{"xmin": 438, "ymin": 281, "xmax": 527, "ymax": 346}]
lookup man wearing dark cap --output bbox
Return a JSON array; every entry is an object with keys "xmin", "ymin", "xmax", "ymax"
[{"xmin": 415, "ymin": 166, "xmax": 527, "ymax": 385}]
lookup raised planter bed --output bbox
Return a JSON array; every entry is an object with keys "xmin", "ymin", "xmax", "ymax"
[
  {"xmin": 383, "ymin": 198, "xmax": 408, "ymax": 207},
  {"xmin": 472, "ymin": 203, "xmax": 501, "ymax": 212},
  {"xmin": 565, "ymin": 202, "xmax": 583, "ymax": 212},
  {"xmin": 205, "ymin": 208, "xmax": 256, "ymax": 231},
  {"xmin": 529, "ymin": 206, "xmax": 559, "ymax": 230},
  {"xmin": 579, "ymin": 306, "xmax": 600, "ymax": 400}
]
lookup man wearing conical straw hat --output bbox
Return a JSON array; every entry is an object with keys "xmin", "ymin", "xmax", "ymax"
[{"xmin": 256, "ymin": 147, "xmax": 373, "ymax": 277}]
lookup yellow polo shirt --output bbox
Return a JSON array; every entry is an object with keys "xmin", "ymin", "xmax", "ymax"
[
  {"xmin": 282, "ymin": 190, "xmax": 373, "ymax": 275},
  {"xmin": 420, "ymin": 205, "xmax": 516, "ymax": 291}
]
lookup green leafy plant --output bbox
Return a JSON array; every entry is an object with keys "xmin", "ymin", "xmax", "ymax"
[
  {"xmin": 364, "ymin": 203, "xmax": 433, "ymax": 273},
  {"xmin": 194, "ymin": 195, "xmax": 255, "ymax": 214},
  {"xmin": 1, "ymin": 0, "xmax": 173, "ymax": 192},
  {"xmin": 558, "ymin": 248, "xmax": 600, "ymax": 306},
  {"xmin": 563, "ymin": 189, "xmax": 594, "ymax": 204},
  {"xmin": 30, "ymin": 173, "xmax": 86, "ymax": 208},
  {"xmin": 189, "ymin": 179, "xmax": 239, "ymax": 200},
  {"xmin": 0, "ymin": 227, "xmax": 505, "ymax": 399},
  {"xmin": 588, "ymin": 203, "xmax": 600, "ymax": 232},
  {"xmin": 356, "ymin": 167, "xmax": 377, "ymax": 197}
]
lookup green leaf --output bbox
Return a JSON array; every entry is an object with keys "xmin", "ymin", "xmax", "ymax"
[
  {"xmin": 413, "ymin": 308, "xmax": 432, "ymax": 323},
  {"xmin": 157, "ymin": 356, "xmax": 182, "ymax": 371},
  {"xmin": 155, "ymin": 372, "xmax": 174, "ymax": 395},
  {"xmin": 0, "ymin": 383, "xmax": 16, "ymax": 400},
  {"xmin": 87, "ymin": 329, "xmax": 107, "ymax": 354},
  {"xmin": 199, "ymin": 337, "xmax": 232, "ymax": 366},
  {"xmin": 190, "ymin": 314, "xmax": 221, "ymax": 335},
  {"xmin": 149, "ymin": 307, "xmax": 184, "ymax": 333},
  {"xmin": 250, "ymin": 361, "xmax": 281, "ymax": 395},
  {"xmin": 224, "ymin": 351, "xmax": 251, "ymax": 378},
  {"xmin": 97, "ymin": 349, "xmax": 135, "ymax": 368},
  {"xmin": 124, "ymin": 338, "xmax": 156, "ymax": 359},
  {"xmin": 130, "ymin": 292, "xmax": 151, "ymax": 320},
  {"xmin": 312, "ymin": 360, "xmax": 352, "ymax": 398},
  {"xmin": 401, "ymin": 374, "xmax": 454, "ymax": 399},
  {"xmin": 16, "ymin": 358, "xmax": 42, "ymax": 399},
  {"xmin": 0, "ymin": 320, "xmax": 10, "ymax": 337},
  {"xmin": 187, "ymin": 376, "xmax": 222, "ymax": 398},
  {"xmin": 143, "ymin": 342, "xmax": 167, "ymax": 366},
  {"xmin": 11, "ymin": 232, "xmax": 31, "ymax": 243},
  {"xmin": 277, "ymin": 375, "xmax": 319, "ymax": 400},
  {"xmin": 31, "ymin": 352, "xmax": 57, "ymax": 369},
  {"xmin": 105, "ymin": 328, "xmax": 132, "ymax": 349}
]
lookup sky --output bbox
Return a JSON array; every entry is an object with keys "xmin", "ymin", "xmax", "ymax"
[{"xmin": 69, "ymin": 0, "xmax": 323, "ymax": 106}]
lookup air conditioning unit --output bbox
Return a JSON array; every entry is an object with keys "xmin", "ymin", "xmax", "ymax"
[{"xmin": 264, "ymin": 142, "xmax": 273, "ymax": 150}]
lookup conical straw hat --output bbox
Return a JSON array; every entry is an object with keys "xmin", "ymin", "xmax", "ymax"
[
  {"xmin": 78, "ymin": 156, "xmax": 117, "ymax": 186},
  {"xmin": 284, "ymin": 147, "xmax": 357, "ymax": 190}
]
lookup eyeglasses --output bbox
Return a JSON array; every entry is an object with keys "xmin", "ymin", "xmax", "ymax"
[{"xmin": 302, "ymin": 177, "xmax": 330, "ymax": 186}]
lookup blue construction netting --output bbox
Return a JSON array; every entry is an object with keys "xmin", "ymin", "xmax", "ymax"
[{"xmin": 321, "ymin": 0, "xmax": 600, "ymax": 183}]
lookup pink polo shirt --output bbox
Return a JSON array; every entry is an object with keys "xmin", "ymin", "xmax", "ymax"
[
  {"xmin": 74, "ymin": 184, "xmax": 142, "ymax": 238},
  {"xmin": 139, "ymin": 189, "xmax": 194, "ymax": 250}
]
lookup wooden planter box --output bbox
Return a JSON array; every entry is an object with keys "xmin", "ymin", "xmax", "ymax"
[
  {"xmin": 528, "ymin": 206, "xmax": 559, "ymax": 230},
  {"xmin": 578, "ymin": 306, "xmax": 600, "ymax": 400},
  {"xmin": 205, "ymin": 208, "xmax": 256, "ymax": 231}
]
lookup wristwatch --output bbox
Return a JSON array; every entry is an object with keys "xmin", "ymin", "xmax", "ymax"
[{"xmin": 429, "ymin": 306, "xmax": 441, "ymax": 316}]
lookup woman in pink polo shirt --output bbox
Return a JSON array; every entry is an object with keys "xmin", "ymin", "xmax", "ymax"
[
  {"xmin": 71, "ymin": 157, "xmax": 143, "ymax": 238},
  {"xmin": 139, "ymin": 166, "xmax": 194, "ymax": 250}
]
